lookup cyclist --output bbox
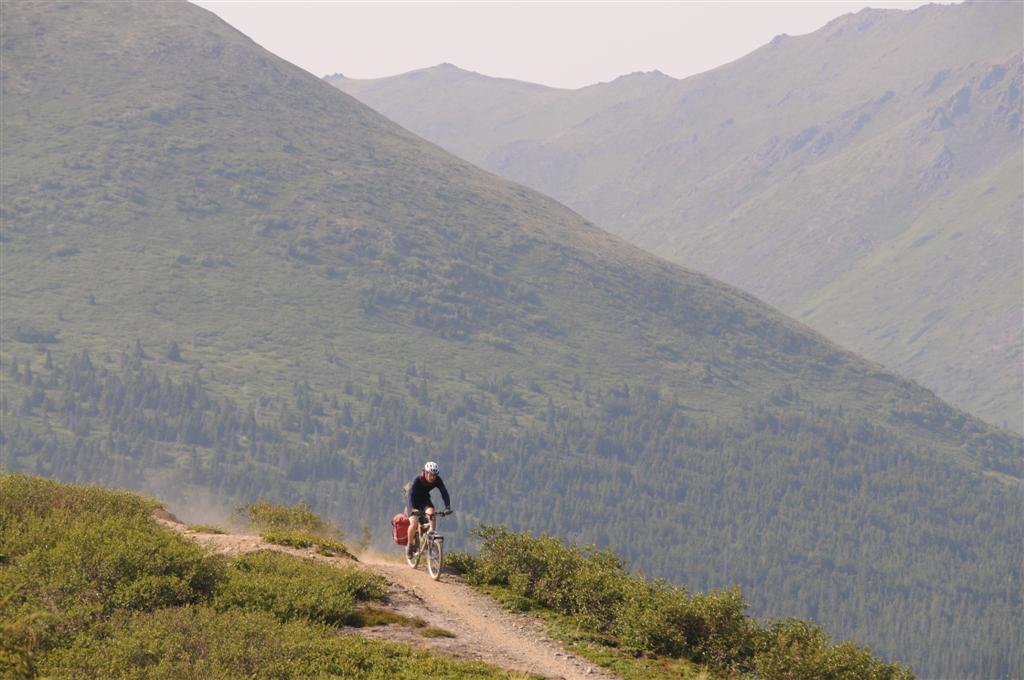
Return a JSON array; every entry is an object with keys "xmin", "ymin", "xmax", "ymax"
[{"xmin": 406, "ymin": 461, "xmax": 451, "ymax": 558}]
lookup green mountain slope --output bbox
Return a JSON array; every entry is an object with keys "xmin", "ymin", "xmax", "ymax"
[
  {"xmin": 1, "ymin": 2, "xmax": 1021, "ymax": 678},
  {"xmin": 331, "ymin": 1, "xmax": 1024, "ymax": 432}
]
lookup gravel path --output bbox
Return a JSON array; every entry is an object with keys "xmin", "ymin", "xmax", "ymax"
[{"xmin": 154, "ymin": 510, "xmax": 618, "ymax": 680}]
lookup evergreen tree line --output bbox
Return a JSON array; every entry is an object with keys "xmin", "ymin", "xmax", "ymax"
[{"xmin": 1, "ymin": 351, "xmax": 1020, "ymax": 679}]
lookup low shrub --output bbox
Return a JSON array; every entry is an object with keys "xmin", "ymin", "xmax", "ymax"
[
  {"xmin": 468, "ymin": 526, "xmax": 626, "ymax": 626},
  {"xmin": 463, "ymin": 526, "xmax": 912, "ymax": 677},
  {"xmin": 41, "ymin": 606, "xmax": 513, "ymax": 679},
  {"xmin": 613, "ymin": 579, "xmax": 693, "ymax": 657},
  {"xmin": 0, "ymin": 474, "xmax": 158, "ymax": 556},
  {"xmin": 421, "ymin": 627, "xmax": 456, "ymax": 638},
  {"xmin": 315, "ymin": 537, "xmax": 352, "ymax": 557},
  {"xmin": 754, "ymin": 618, "xmax": 914, "ymax": 680},
  {"xmin": 187, "ymin": 524, "xmax": 227, "ymax": 534},
  {"xmin": 213, "ymin": 551, "xmax": 385, "ymax": 626},
  {"xmin": 687, "ymin": 587, "xmax": 754, "ymax": 668},
  {"xmin": 1, "ymin": 475, "xmax": 220, "ymax": 652},
  {"xmin": 2, "ymin": 514, "xmax": 222, "ymax": 648},
  {"xmin": 233, "ymin": 500, "xmax": 331, "ymax": 534},
  {"xmin": 443, "ymin": 550, "xmax": 477, "ymax": 575},
  {"xmin": 261, "ymin": 529, "xmax": 354, "ymax": 558},
  {"xmin": 2, "ymin": 476, "xmax": 517, "ymax": 679},
  {"xmin": 1, "ymin": 609, "xmax": 46, "ymax": 679},
  {"xmin": 261, "ymin": 529, "xmax": 315, "ymax": 549},
  {"xmin": 349, "ymin": 605, "xmax": 426, "ymax": 628}
]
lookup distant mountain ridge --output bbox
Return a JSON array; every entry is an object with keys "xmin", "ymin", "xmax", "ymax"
[
  {"xmin": 1, "ymin": 2, "xmax": 1021, "ymax": 677},
  {"xmin": 330, "ymin": 1, "xmax": 1024, "ymax": 433}
]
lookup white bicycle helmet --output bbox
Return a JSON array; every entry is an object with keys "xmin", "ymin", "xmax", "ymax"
[{"xmin": 424, "ymin": 461, "xmax": 439, "ymax": 475}]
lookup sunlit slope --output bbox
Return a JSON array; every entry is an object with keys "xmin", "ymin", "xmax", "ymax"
[
  {"xmin": 333, "ymin": 2, "xmax": 1024, "ymax": 431},
  {"xmin": 1, "ymin": 2, "xmax": 1022, "ymax": 678},
  {"xmin": 799, "ymin": 152, "xmax": 1023, "ymax": 426},
  {"xmin": 1, "ymin": 0, "xmax": 960, "ymax": 434}
]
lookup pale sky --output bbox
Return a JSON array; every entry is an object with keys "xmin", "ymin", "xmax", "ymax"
[{"xmin": 193, "ymin": 1, "xmax": 945, "ymax": 89}]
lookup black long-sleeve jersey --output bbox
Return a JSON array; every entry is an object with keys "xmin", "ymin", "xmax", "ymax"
[{"xmin": 407, "ymin": 472, "xmax": 450, "ymax": 511}]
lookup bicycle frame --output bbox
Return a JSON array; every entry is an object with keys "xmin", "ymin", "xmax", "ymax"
[
  {"xmin": 405, "ymin": 509, "xmax": 450, "ymax": 579},
  {"xmin": 410, "ymin": 513, "xmax": 436, "ymax": 550}
]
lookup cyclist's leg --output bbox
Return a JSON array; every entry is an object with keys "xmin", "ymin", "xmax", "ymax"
[
  {"xmin": 407, "ymin": 508, "xmax": 420, "ymax": 555},
  {"xmin": 407, "ymin": 505, "xmax": 428, "ymax": 553},
  {"xmin": 408, "ymin": 512, "xmax": 419, "ymax": 541},
  {"xmin": 424, "ymin": 504, "xmax": 435, "ymax": 531}
]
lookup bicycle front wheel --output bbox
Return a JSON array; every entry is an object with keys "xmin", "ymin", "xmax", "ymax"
[{"xmin": 427, "ymin": 538, "xmax": 443, "ymax": 580}]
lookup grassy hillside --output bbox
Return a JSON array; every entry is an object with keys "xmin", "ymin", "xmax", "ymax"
[
  {"xmin": 448, "ymin": 526, "xmax": 913, "ymax": 680},
  {"xmin": 1, "ymin": 474, "xmax": 914, "ymax": 679},
  {"xmin": 1, "ymin": 2, "xmax": 1021, "ymax": 678},
  {"xmin": 0, "ymin": 473, "xmax": 522, "ymax": 678},
  {"xmin": 332, "ymin": 2, "xmax": 1024, "ymax": 432}
]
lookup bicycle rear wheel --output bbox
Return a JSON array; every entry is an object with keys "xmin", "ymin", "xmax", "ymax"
[
  {"xmin": 427, "ymin": 538, "xmax": 443, "ymax": 579},
  {"xmin": 405, "ymin": 538, "xmax": 421, "ymax": 568}
]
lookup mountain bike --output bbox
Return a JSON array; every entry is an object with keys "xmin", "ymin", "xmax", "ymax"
[{"xmin": 405, "ymin": 509, "xmax": 452, "ymax": 580}]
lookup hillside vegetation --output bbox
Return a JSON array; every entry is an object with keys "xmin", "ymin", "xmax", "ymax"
[
  {"xmin": 0, "ymin": 474, "xmax": 515, "ymax": 679},
  {"xmin": 2, "ymin": 474, "xmax": 913, "ymax": 679},
  {"xmin": 332, "ymin": 1, "xmax": 1024, "ymax": 432},
  {"xmin": 1, "ymin": 2, "xmax": 1021, "ymax": 678},
  {"xmin": 3, "ymin": 350, "xmax": 1020, "ymax": 678},
  {"xmin": 450, "ymin": 526, "xmax": 913, "ymax": 680}
]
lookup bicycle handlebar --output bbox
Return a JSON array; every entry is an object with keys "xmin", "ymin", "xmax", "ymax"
[{"xmin": 408, "ymin": 509, "xmax": 453, "ymax": 521}]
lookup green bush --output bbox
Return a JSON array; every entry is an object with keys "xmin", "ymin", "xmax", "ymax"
[
  {"xmin": 2, "ymin": 514, "xmax": 222, "ymax": 649},
  {"xmin": 444, "ymin": 550, "xmax": 477, "ymax": 575},
  {"xmin": 260, "ymin": 529, "xmax": 353, "ymax": 558},
  {"xmin": 213, "ymin": 551, "xmax": 385, "ymax": 626},
  {"xmin": 469, "ymin": 526, "xmax": 626, "ymax": 626},
  {"xmin": 613, "ymin": 579, "xmax": 693, "ymax": 657},
  {"xmin": 261, "ymin": 529, "xmax": 315, "ymax": 549},
  {"xmin": 3, "ymin": 476, "xmax": 508, "ymax": 679},
  {"xmin": 687, "ymin": 587, "xmax": 755, "ymax": 667},
  {"xmin": 462, "ymin": 526, "xmax": 911, "ymax": 677},
  {"xmin": 233, "ymin": 500, "xmax": 331, "ymax": 534},
  {"xmin": 1, "ymin": 475, "xmax": 221, "ymax": 653},
  {"xmin": 1, "ymin": 475, "xmax": 910, "ymax": 680},
  {"xmin": 754, "ymin": 619, "xmax": 914, "ymax": 680},
  {"xmin": 1, "ymin": 609, "xmax": 46, "ymax": 679},
  {"xmin": 0, "ymin": 474, "xmax": 156, "ymax": 520},
  {"xmin": 315, "ymin": 536, "xmax": 352, "ymax": 558},
  {"xmin": 0, "ymin": 473, "xmax": 158, "ymax": 557}
]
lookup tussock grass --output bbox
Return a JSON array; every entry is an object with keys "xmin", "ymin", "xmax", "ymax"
[
  {"xmin": 260, "ymin": 529, "xmax": 354, "ymax": 558},
  {"xmin": 187, "ymin": 523, "xmax": 227, "ymax": 534},
  {"xmin": 420, "ymin": 627, "xmax": 457, "ymax": 638},
  {"xmin": 349, "ymin": 605, "xmax": 426, "ymax": 629}
]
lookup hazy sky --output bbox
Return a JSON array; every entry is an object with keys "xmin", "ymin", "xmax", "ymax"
[{"xmin": 193, "ymin": 1, "xmax": 943, "ymax": 89}]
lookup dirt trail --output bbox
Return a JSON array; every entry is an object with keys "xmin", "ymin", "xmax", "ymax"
[{"xmin": 153, "ymin": 510, "xmax": 618, "ymax": 680}]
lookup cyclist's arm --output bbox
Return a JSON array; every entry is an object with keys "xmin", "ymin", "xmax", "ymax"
[
  {"xmin": 407, "ymin": 478, "xmax": 418, "ymax": 513},
  {"xmin": 436, "ymin": 477, "xmax": 451, "ymax": 510}
]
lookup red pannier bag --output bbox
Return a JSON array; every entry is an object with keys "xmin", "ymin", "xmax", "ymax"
[{"xmin": 392, "ymin": 514, "xmax": 410, "ymax": 545}]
